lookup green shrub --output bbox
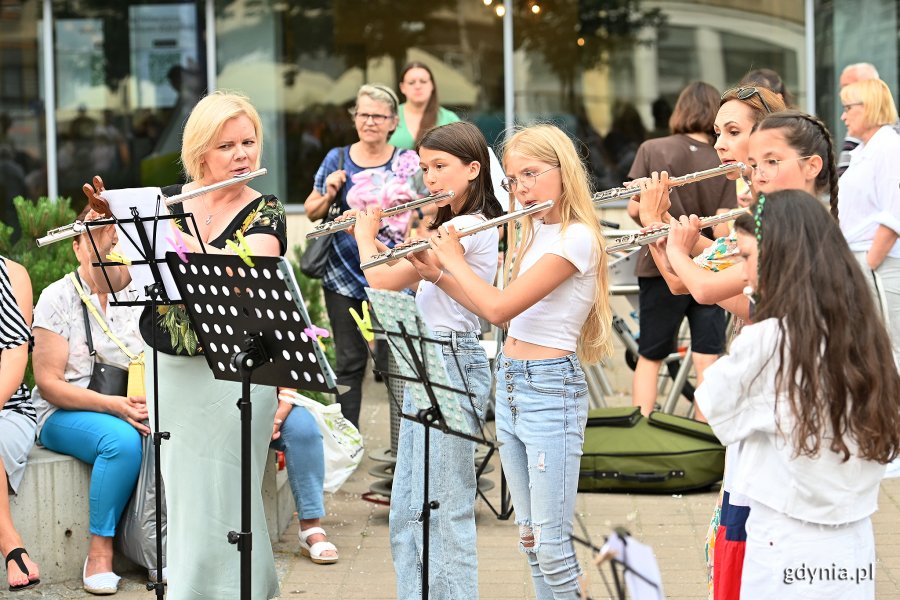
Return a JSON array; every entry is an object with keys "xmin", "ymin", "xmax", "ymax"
[
  {"xmin": 1, "ymin": 196, "xmax": 80, "ymax": 301},
  {"xmin": 290, "ymin": 244, "xmax": 336, "ymax": 405}
]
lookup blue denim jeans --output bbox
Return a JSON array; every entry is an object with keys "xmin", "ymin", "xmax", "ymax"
[
  {"xmin": 40, "ymin": 410, "xmax": 143, "ymax": 537},
  {"xmin": 390, "ymin": 331, "xmax": 491, "ymax": 600},
  {"xmin": 270, "ymin": 406, "xmax": 325, "ymax": 520},
  {"xmin": 495, "ymin": 351, "xmax": 589, "ymax": 600}
]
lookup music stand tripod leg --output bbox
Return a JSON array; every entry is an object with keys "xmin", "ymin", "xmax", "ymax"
[{"xmin": 227, "ymin": 333, "xmax": 268, "ymax": 600}]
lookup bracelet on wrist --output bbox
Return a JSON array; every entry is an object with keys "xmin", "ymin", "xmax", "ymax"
[{"xmin": 431, "ymin": 271, "xmax": 444, "ymax": 285}]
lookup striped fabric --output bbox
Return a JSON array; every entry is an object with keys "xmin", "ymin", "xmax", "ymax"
[{"xmin": 0, "ymin": 257, "xmax": 34, "ymax": 421}]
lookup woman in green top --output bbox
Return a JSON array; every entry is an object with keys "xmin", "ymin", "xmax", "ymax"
[{"xmin": 389, "ymin": 62, "xmax": 460, "ymax": 150}]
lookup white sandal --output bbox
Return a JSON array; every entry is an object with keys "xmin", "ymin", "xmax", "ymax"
[{"xmin": 298, "ymin": 527, "xmax": 339, "ymax": 565}]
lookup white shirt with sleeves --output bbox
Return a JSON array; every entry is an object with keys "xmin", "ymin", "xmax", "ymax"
[
  {"xmin": 30, "ymin": 276, "xmax": 143, "ymax": 436},
  {"xmin": 415, "ymin": 213, "xmax": 498, "ymax": 333},
  {"xmin": 506, "ymin": 220, "xmax": 598, "ymax": 353},
  {"xmin": 695, "ymin": 318, "xmax": 885, "ymax": 526},
  {"xmin": 838, "ymin": 125, "xmax": 900, "ymax": 257}
]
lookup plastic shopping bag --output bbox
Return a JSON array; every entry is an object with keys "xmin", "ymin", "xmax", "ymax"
[
  {"xmin": 115, "ymin": 425, "xmax": 166, "ymax": 569},
  {"xmin": 279, "ymin": 390, "xmax": 364, "ymax": 493}
]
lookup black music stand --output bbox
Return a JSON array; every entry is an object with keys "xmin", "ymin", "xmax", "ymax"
[
  {"xmin": 84, "ymin": 192, "xmax": 206, "ymax": 599},
  {"xmin": 364, "ymin": 288, "xmax": 505, "ymax": 599},
  {"xmin": 166, "ymin": 253, "xmax": 338, "ymax": 600}
]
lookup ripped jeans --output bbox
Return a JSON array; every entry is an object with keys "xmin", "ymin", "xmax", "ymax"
[
  {"xmin": 495, "ymin": 351, "xmax": 588, "ymax": 599},
  {"xmin": 390, "ymin": 331, "xmax": 491, "ymax": 599}
]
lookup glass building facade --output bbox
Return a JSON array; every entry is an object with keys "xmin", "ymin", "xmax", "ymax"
[{"xmin": 0, "ymin": 0, "xmax": 897, "ymax": 215}]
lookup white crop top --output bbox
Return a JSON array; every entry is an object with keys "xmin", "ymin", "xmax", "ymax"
[
  {"xmin": 507, "ymin": 221, "xmax": 598, "ymax": 352},
  {"xmin": 415, "ymin": 213, "xmax": 499, "ymax": 333}
]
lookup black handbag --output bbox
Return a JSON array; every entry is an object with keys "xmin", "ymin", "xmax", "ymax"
[
  {"xmin": 300, "ymin": 147, "xmax": 346, "ymax": 279},
  {"xmin": 71, "ymin": 272, "xmax": 129, "ymax": 397}
]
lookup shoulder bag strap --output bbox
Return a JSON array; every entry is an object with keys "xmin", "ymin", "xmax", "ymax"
[
  {"xmin": 325, "ymin": 146, "xmax": 348, "ymax": 222},
  {"xmin": 69, "ymin": 272, "xmax": 95, "ymax": 357},
  {"xmin": 68, "ymin": 272, "xmax": 139, "ymax": 362}
]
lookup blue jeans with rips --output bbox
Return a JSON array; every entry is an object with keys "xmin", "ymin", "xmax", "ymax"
[
  {"xmin": 390, "ymin": 331, "xmax": 491, "ymax": 600},
  {"xmin": 495, "ymin": 351, "xmax": 589, "ymax": 599}
]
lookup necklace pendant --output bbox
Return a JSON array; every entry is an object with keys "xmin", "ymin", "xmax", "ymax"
[{"xmin": 205, "ymin": 215, "xmax": 212, "ymax": 225}]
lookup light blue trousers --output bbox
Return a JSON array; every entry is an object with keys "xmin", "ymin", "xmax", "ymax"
[
  {"xmin": 390, "ymin": 331, "xmax": 492, "ymax": 600},
  {"xmin": 495, "ymin": 352, "xmax": 589, "ymax": 600}
]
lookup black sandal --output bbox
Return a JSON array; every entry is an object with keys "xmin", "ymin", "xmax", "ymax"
[{"xmin": 5, "ymin": 548, "xmax": 40, "ymax": 592}]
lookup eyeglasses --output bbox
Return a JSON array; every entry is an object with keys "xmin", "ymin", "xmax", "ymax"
[
  {"xmin": 750, "ymin": 155, "xmax": 813, "ymax": 179},
  {"xmin": 842, "ymin": 102, "xmax": 863, "ymax": 112},
  {"xmin": 500, "ymin": 166, "xmax": 560, "ymax": 193},
  {"xmin": 722, "ymin": 86, "xmax": 774, "ymax": 115},
  {"xmin": 350, "ymin": 111, "xmax": 393, "ymax": 125}
]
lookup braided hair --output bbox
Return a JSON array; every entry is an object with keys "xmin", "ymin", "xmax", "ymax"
[{"xmin": 754, "ymin": 110, "xmax": 839, "ymax": 222}]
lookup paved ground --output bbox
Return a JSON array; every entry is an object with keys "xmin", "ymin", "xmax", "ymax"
[{"xmin": 8, "ymin": 367, "xmax": 900, "ymax": 599}]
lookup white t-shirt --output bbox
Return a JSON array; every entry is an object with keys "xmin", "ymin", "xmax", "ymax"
[
  {"xmin": 838, "ymin": 125, "xmax": 900, "ymax": 258},
  {"xmin": 30, "ymin": 276, "xmax": 143, "ymax": 436},
  {"xmin": 506, "ymin": 221, "xmax": 598, "ymax": 352},
  {"xmin": 415, "ymin": 213, "xmax": 498, "ymax": 333},
  {"xmin": 696, "ymin": 318, "xmax": 885, "ymax": 525}
]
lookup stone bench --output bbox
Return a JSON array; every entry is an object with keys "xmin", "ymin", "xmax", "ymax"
[{"xmin": 9, "ymin": 446, "xmax": 295, "ymax": 585}]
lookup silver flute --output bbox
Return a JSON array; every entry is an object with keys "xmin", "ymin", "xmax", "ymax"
[
  {"xmin": 361, "ymin": 199, "xmax": 554, "ymax": 270},
  {"xmin": 605, "ymin": 207, "xmax": 751, "ymax": 253},
  {"xmin": 592, "ymin": 162, "xmax": 746, "ymax": 206},
  {"xmin": 36, "ymin": 168, "xmax": 268, "ymax": 247},
  {"xmin": 305, "ymin": 190, "xmax": 455, "ymax": 239}
]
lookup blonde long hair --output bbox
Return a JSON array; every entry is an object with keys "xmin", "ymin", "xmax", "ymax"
[{"xmin": 502, "ymin": 124, "xmax": 613, "ymax": 364}]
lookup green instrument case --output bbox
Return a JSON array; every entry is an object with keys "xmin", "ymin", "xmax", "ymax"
[{"xmin": 579, "ymin": 407, "xmax": 724, "ymax": 493}]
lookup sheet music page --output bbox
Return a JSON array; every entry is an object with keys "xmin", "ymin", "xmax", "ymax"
[{"xmin": 102, "ymin": 186, "xmax": 181, "ymax": 302}]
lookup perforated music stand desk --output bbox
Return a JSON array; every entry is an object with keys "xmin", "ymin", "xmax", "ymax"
[{"xmin": 166, "ymin": 252, "xmax": 337, "ymax": 600}]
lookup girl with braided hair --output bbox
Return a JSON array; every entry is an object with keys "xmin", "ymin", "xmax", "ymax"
[{"xmin": 696, "ymin": 190, "xmax": 900, "ymax": 599}]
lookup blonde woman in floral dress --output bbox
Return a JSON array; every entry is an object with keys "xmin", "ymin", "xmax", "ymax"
[{"xmin": 83, "ymin": 91, "xmax": 286, "ymax": 600}]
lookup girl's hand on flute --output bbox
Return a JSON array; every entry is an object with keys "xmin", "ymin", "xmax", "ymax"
[
  {"xmin": 406, "ymin": 252, "xmax": 442, "ymax": 283},
  {"xmin": 352, "ymin": 207, "xmax": 382, "ymax": 241},
  {"xmin": 429, "ymin": 225, "xmax": 465, "ymax": 270},
  {"xmin": 666, "ymin": 214, "xmax": 701, "ymax": 258},
  {"xmin": 637, "ymin": 171, "xmax": 671, "ymax": 226}
]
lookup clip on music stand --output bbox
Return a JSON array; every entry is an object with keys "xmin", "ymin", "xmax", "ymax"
[
  {"xmin": 166, "ymin": 253, "xmax": 338, "ymax": 600},
  {"xmin": 86, "ymin": 191, "xmax": 206, "ymax": 599},
  {"xmin": 365, "ymin": 288, "xmax": 503, "ymax": 599}
]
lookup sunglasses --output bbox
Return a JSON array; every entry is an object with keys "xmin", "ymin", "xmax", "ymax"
[{"xmin": 722, "ymin": 86, "xmax": 774, "ymax": 115}]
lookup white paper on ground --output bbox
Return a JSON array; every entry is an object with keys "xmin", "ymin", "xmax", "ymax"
[{"xmin": 600, "ymin": 531, "xmax": 665, "ymax": 600}]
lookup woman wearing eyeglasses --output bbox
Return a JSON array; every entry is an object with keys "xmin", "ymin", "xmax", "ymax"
[
  {"xmin": 304, "ymin": 84, "xmax": 424, "ymax": 431},
  {"xmin": 390, "ymin": 62, "xmax": 460, "ymax": 151},
  {"xmin": 837, "ymin": 78, "xmax": 900, "ymax": 366}
]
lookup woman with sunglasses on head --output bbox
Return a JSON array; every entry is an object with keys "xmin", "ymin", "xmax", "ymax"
[
  {"xmin": 390, "ymin": 62, "xmax": 460, "ymax": 151},
  {"xmin": 696, "ymin": 190, "xmax": 900, "ymax": 600},
  {"xmin": 351, "ymin": 121, "xmax": 502, "ymax": 599},
  {"xmin": 413, "ymin": 124, "xmax": 613, "ymax": 599},
  {"xmin": 625, "ymin": 81, "xmax": 736, "ymax": 421},
  {"xmin": 304, "ymin": 84, "xmax": 424, "ymax": 431},
  {"xmin": 837, "ymin": 78, "xmax": 900, "ymax": 365},
  {"xmin": 633, "ymin": 86, "xmax": 785, "ymax": 319}
]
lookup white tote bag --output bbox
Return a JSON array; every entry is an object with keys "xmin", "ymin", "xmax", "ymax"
[{"xmin": 278, "ymin": 390, "xmax": 364, "ymax": 493}]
